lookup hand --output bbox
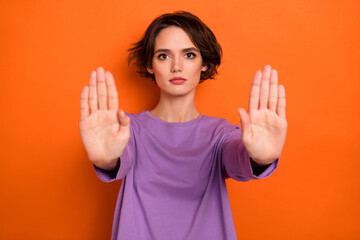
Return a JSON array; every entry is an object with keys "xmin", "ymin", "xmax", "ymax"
[
  {"xmin": 79, "ymin": 67, "xmax": 130, "ymax": 170},
  {"xmin": 238, "ymin": 65, "xmax": 287, "ymax": 165}
]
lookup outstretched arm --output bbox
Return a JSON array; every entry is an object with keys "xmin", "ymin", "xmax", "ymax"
[
  {"xmin": 79, "ymin": 67, "xmax": 130, "ymax": 171},
  {"xmin": 238, "ymin": 65, "xmax": 287, "ymax": 166}
]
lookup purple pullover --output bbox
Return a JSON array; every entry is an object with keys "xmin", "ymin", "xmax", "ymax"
[{"xmin": 94, "ymin": 111, "xmax": 278, "ymax": 240}]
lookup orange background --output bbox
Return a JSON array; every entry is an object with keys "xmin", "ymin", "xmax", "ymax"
[{"xmin": 1, "ymin": 0, "xmax": 359, "ymax": 239}]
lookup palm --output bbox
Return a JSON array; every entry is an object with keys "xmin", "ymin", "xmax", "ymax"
[
  {"xmin": 80, "ymin": 110, "xmax": 129, "ymax": 164},
  {"xmin": 79, "ymin": 67, "xmax": 130, "ymax": 170},
  {"xmin": 238, "ymin": 65, "xmax": 287, "ymax": 165}
]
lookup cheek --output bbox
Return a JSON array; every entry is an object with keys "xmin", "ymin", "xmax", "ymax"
[
  {"xmin": 192, "ymin": 64, "xmax": 204, "ymax": 76},
  {"xmin": 152, "ymin": 66, "xmax": 168, "ymax": 86},
  {"xmin": 152, "ymin": 63, "xmax": 167, "ymax": 76},
  {"xmin": 184, "ymin": 60, "xmax": 201, "ymax": 71}
]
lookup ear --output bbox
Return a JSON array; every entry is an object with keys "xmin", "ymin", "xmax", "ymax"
[
  {"xmin": 146, "ymin": 66, "xmax": 154, "ymax": 74},
  {"xmin": 201, "ymin": 65, "xmax": 208, "ymax": 72}
]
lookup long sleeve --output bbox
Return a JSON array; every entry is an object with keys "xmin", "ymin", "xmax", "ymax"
[
  {"xmin": 89, "ymin": 111, "xmax": 280, "ymax": 240},
  {"xmin": 220, "ymin": 126, "xmax": 279, "ymax": 181},
  {"xmin": 93, "ymin": 113, "xmax": 136, "ymax": 182}
]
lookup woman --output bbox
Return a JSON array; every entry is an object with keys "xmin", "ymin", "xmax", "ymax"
[{"xmin": 80, "ymin": 11, "xmax": 287, "ymax": 240}]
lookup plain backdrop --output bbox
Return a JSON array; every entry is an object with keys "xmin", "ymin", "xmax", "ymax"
[{"xmin": 0, "ymin": 0, "xmax": 359, "ymax": 239}]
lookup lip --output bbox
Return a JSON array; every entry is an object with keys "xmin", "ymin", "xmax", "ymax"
[
  {"xmin": 169, "ymin": 77, "xmax": 186, "ymax": 85},
  {"xmin": 170, "ymin": 77, "xmax": 186, "ymax": 81}
]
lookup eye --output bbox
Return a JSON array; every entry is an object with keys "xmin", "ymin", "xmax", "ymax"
[
  {"xmin": 158, "ymin": 53, "xmax": 169, "ymax": 60},
  {"xmin": 185, "ymin": 52, "xmax": 196, "ymax": 59}
]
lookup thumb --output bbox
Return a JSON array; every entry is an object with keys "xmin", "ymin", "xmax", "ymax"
[
  {"xmin": 117, "ymin": 109, "xmax": 130, "ymax": 128},
  {"xmin": 237, "ymin": 108, "xmax": 252, "ymax": 139}
]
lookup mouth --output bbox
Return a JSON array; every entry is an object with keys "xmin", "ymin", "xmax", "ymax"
[{"xmin": 169, "ymin": 77, "xmax": 186, "ymax": 85}]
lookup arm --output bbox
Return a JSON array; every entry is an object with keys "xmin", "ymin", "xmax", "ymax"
[
  {"xmin": 238, "ymin": 64, "xmax": 287, "ymax": 166},
  {"xmin": 221, "ymin": 127, "xmax": 279, "ymax": 181},
  {"xmin": 79, "ymin": 67, "xmax": 131, "ymax": 171}
]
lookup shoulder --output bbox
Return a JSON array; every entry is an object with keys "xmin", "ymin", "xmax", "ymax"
[
  {"xmin": 200, "ymin": 114, "xmax": 231, "ymax": 126},
  {"xmin": 198, "ymin": 114, "xmax": 240, "ymax": 135},
  {"xmin": 124, "ymin": 111, "xmax": 146, "ymax": 120},
  {"xmin": 200, "ymin": 114, "xmax": 237, "ymax": 127},
  {"xmin": 123, "ymin": 111, "xmax": 148, "ymax": 132},
  {"xmin": 124, "ymin": 111, "xmax": 239, "ymax": 133}
]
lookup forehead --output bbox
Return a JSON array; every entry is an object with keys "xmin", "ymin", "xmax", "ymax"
[{"xmin": 154, "ymin": 26, "xmax": 196, "ymax": 50}]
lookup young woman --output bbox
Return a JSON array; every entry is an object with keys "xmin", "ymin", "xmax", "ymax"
[{"xmin": 80, "ymin": 11, "xmax": 287, "ymax": 240}]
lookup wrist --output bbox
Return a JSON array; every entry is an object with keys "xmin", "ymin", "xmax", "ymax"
[
  {"xmin": 93, "ymin": 157, "xmax": 120, "ymax": 171},
  {"xmin": 250, "ymin": 157, "xmax": 277, "ymax": 167}
]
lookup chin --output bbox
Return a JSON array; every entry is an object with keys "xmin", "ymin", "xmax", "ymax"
[{"xmin": 163, "ymin": 88, "xmax": 195, "ymax": 97}]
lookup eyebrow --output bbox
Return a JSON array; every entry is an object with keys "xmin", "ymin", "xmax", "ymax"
[{"xmin": 154, "ymin": 47, "xmax": 200, "ymax": 54}]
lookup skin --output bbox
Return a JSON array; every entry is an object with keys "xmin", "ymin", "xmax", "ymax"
[
  {"xmin": 146, "ymin": 26, "xmax": 208, "ymax": 123},
  {"xmin": 79, "ymin": 26, "xmax": 287, "ymax": 170}
]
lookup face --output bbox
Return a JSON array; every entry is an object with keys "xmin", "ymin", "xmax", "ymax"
[{"xmin": 147, "ymin": 26, "xmax": 208, "ymax": 97}]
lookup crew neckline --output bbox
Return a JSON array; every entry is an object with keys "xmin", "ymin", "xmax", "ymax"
[{"xmin": 144, "ymin": 110, "xmax": 203, "ymax": 127}]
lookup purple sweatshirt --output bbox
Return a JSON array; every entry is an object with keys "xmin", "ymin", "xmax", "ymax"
[{"xmin": 94, "ymin": 111, "xmax": 278, "ymax": 240}]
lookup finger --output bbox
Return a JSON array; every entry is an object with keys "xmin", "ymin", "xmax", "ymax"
[
  {"xmin": 117, "ymin": 109, "xmax": 130, "ymax": 136},
  {"xmin": 97, "ymin": 67, "xmax": 108, "ymax": 110},
  {"xmin": 80, "ymin": 86, "xmax": 89, "ymax": 120},
  {"xmin": 88, "ymin": 71, "xmax": 97, "ymax": 112},
  {"xmin": 248, "ymin": 70, "xmax": 261, "ymax": 114},
  {"xmin": 268, "ymin": 69, "xmax": 278, "ymax": 111},
  {"xmin": 118, "ymin": 109, "xmax": 130, "ymax": 127},
  {"xmin": 277, "ymin": 85, "xmax": 286, "ymax": 118},
  {"xmin": 238, "ymin": 108, "xmax": 252, "ymax": 142},
  {"xmin": 259, "ymin": 65, "xmax": 271, "ymax": 109},
  {"xmin": 106, "ymin": 71, "xmax": 119, "ymax": 110}
]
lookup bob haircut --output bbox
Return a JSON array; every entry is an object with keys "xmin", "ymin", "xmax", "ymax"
[{"xmin": 128, "ymin": 11, "xmax": 222, "ymax": 83}]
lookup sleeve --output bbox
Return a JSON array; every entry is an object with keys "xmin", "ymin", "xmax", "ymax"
[
  {"xmin": 220, "ymin": 125, "xmax": 279, "ymax": 182},
  {"xmin": 92, "ymin": 113, "xmax": 136, "ymax": 182}
]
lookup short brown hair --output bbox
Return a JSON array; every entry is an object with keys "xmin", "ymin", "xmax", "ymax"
[{"xmin": 128, "ymin": 11, "xmax": 222, "ymax": 83}]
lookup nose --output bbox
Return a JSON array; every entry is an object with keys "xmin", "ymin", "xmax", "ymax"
[{"xmin": 171, "ymin": 57, "xmax": 182, "ymax": 73}]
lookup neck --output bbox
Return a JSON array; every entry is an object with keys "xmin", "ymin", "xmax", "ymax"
[{"xmin": 150, "ymin": 90, "xmax": 199, "ymax": 123}]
